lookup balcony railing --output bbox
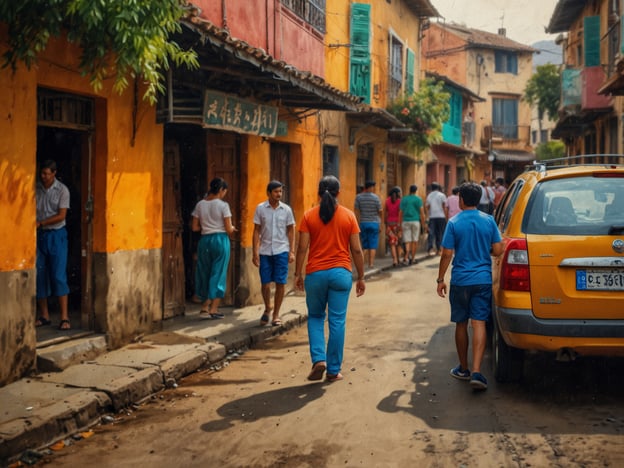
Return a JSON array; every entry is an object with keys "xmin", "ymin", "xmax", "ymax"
[
  {"xmin": 281, "ymin": 0, "xmax": 326, "ymax": 33},
  {"xmin": 481, "ymin": 125, "xmax": 530, "ymax": 148}
]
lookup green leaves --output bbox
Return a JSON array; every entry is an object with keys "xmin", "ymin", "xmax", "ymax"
[
  {"xmin": 387, "ymin": 78, "xmax": 451, "ymax": 152},
  {"xmin": 1, "ymin": 0, "xmax": 198, "ymax": 104},
  {"xmin": 524, "ymin": 63, "xmax": 561, "ymax": 123}
]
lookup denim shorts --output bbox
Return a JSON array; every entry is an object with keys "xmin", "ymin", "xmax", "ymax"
[
  {"xmin": 449, "ymin": 284, "xmax": 492, "ymax": 323},
  {"xmin": 259, "ymin": 252, "xmax": 289, "ymax": 284}
]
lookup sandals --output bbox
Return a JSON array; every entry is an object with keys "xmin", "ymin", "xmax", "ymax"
[
  {"xmin": 307, "ymin": 361, "xmax": 326, "ymax": 381},
  {"xmin": 271, "ymin": 318, "xmax": 282, "ymax": 327},
  {"xmin": 199, "ymin": 310, "xmax": 225, "ymax": 320},
  {"xmin": 58, "ymin": 319, "xmax": 71, "ymax": 330},
  {"xmin": 35, "ymin": 316, "xmax": 51, "ymax": 327},
  {"xmin": 260, "ymin": 312, "xmax": 270, "ymax": 326},
  {"xmin": 326, "ymin": 373, "xmax": 343, "ymax": 383}
]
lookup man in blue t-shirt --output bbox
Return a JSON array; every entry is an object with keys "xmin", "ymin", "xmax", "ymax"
[{"xmin": 435, "ymin": 182, "xmax": 504, "ymax": 391}]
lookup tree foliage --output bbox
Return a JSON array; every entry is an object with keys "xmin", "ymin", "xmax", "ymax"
[
  {"xmin": 0, "ymin": 0, "xmax": 199, "ymax": 103},
  {"xmin": 524, "ymin": 64, "xmax": 561, "ymax": 124},
  {"xmin": 535, "ymin": 140, "xmax": 566, "ymax": 160},
  {"xmin": 387, "ymin": 78, "xmax": 451, "ymax": 152}
]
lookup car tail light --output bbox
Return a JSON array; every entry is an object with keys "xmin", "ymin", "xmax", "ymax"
[{"xmin": 500, "ymin": 238, "xmax": 530, "ymax": 291}]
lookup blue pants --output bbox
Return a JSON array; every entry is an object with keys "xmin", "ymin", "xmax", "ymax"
[
  {"xmin": 195, "ymin": 233, "xmax": 230, "ymax": 301},
  {"xmin": 36, "ymin": 228, "xmax": 70, "ymax": 299},
  {"xmin": 359, "ymin": 222, "xmax": 380, "ymax": 249},
  {"xmin": 427, "ymin": 217, "xmax": 447, "ymax": 251},
  {"xmin": 304, "ymin": 267, "xmax": 353, "ymax": 375}
]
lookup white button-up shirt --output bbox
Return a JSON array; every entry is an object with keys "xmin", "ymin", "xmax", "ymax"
[{"xmin": 253, "ymin": 201, "xmax": 295, "ymax": 255}]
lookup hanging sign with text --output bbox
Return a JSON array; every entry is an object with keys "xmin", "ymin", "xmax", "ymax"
[{"xmin": 203, "ymin": 90, "xmax": 278, "ymax": 137}]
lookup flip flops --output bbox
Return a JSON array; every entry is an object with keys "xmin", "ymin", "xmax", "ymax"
[
  {"xmin": 271, "ymin": 319, "xmax": 282, "ymax": 327},
  {"xmin": 325, "ymin": 373, "xmax": 343, "ymax": 383},
  {"xmin": 307, "ymin": 361, "xmax": 326, "ymax": 381},
  {"xmin": 35, "ymin": 316, "xmax": 51, "ymax": 327},
  {"xmin": 58, "ymin": 319, "xmax": 71, "ymax": 330},
  {"xmin": 260, "ymin": 312, "xmax": 270, "ymax": 326}
]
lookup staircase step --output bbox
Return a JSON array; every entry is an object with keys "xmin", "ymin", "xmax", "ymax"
[{"xmin": 37, "ymin": 335, "xmax": 108, "ymax": 372}]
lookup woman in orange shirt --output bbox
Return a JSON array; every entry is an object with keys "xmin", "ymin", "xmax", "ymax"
[{"xmin": 295, "ymin": 176, "xmax": 366, "ymax": 382}]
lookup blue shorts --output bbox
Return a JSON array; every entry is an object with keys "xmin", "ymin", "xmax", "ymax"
[
  {"xmin": 359, "ymin": 222, "xmax": 380, "ymax": 249},
  {"xmin": 259, "ymin": 252, "xmax": 289, "ymax": 284},
  {"xmin": 36, "ymin": 227, "xmax": 70, "ymax": 299},
  {"xmin": 449, "ymin": 284, "xmax": 492, "ymax": 323}
]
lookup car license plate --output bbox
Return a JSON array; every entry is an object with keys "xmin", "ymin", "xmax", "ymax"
[{"xmin": 576, "ymin": 269, "xmax": 624, "ymax": 290}]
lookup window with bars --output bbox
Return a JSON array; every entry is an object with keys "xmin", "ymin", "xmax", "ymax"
[{"xmin": 281, "ymin": 0, "xmax": 326, "ymax": 33}]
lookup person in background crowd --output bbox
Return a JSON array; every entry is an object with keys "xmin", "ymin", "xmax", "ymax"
[
  {"xmin": 477, "ymin": 180, "xmax": 495, "ymax": 214},
  {"xmin": 252, "ymin": 180, "xmax": 296, "ymax": 327},
  {"xmin": 354, "ymin": 180, "xmax": 382, "ymax": 268},
  {"xmin": 384, "ymin": 186, "xmax": 404, "ymax": 267},
  {"xmin": 191, "ymin": 177, "xmax": 237, "ymax": 320},
  {"xmin": 436, "ymin": 182, "xmax": 504, "ymax": 391},
  {"xmin": 399, "ymin": 184, "xmax": 426, "ymax": 265},
  {"xmin": 493, "ymin": 177, "xmax": 506, "ymax": 210},
  {"xmin": 426, "ymin": 182, "xmax": 448, "ymax": 256},
  {"xmin": 36, "ymin": 159, "xmax": 72, "ymax": 330},
  {"xmin": 447, "ymin": 186, "xmax": 461, "ymax": 219},
  {"xmin": 295, "ymin": 175, "xmax": 365, "ymax": 383}
]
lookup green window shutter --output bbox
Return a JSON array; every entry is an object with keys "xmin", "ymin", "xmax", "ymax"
[
  {"xmin": 584, "ymin": 16, "xmax": 600, "ymax": 67},
  {"xmin": 620, "ymin": 15, "xmax": 624, "ymax": 55},
  {"xmin": 350, "ymin": 3, "xmax": 371, "ymax": 103},
  {"xmin": 405, "ymin": 49, "xmax": 415, "ymax": 94}
]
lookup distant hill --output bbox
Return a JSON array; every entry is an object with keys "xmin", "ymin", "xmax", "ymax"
[{"xmin": 532, "ymin": 40, "xmax": 562, "ymax": 67}]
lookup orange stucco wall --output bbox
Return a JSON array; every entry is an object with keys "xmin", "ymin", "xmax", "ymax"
[
  {"xmin": 34, "ymin": 36, "xmax": 163, "ymax": 253},
  {"xmin": 0, "ymin": 46, "xmax": 38, "ymax": 272}
]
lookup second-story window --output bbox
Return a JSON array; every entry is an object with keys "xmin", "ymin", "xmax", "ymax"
[
  {"xmin": 281, "ymin": 0, "xmax": 326, "ymax": 33},
  {"xmin": 492, "ymin": 97, "xmax": 519, "ymax": 139},
  {"xmin": 389, "ymin": 35, "xmax": 403, "ymax": 101},
  {"xmin": 494, "ymin": 51, "xmax": 518, "ymax": 74}
]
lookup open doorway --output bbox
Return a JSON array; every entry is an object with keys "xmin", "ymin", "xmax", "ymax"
[{"xmin": 36, "ymin": 126, "xmax": 89, "ymax": 341}]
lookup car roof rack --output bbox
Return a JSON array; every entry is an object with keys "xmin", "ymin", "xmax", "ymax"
[{"xmin": 524, "ymin": 154, "xmax": 624, "ymax": 173}]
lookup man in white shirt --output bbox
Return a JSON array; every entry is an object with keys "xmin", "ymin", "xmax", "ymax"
[
  {"xmin": 478, "ymin": 180, "xmax": 495, "ymax": 214},
  {"xmin": 426, "ymin": 182, "xmax": 448, "ymax": 256},
  {"xmin": 252, "ymin": 181, "xmax": 296, "ymax": 326},
  {"xmin": 36, "ymin": 160, "xmax": 71, "ymax": 330}
]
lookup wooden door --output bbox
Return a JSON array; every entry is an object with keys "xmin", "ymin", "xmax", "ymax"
[
  {"xmin": 207, "ymin": 132, "xmax": 240, "ymax": 306},
  {"xmin": 270, "ymin": 143, "xmax": 290, "ymax": 204},
  {"xmin": 162, "ymin": 141, "xmax": 185, "ymax": 318}
]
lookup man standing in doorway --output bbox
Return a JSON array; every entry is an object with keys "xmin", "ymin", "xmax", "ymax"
[
  {"xmin": 426, "ymin": 182, "xmax": 448, "ymax": 256},
  {"xmin": 36, "ymin": 159, "xmax": 71, "ymax": 330},
  {"xmin": 354, "ymin": 180, "xmax": 383, "ymax": 268},
  {"xmin": 399, "ymin": 184, "xmax": 426, "ymax": 265},
  {"xmin": 252, "ymin": 180, "xmax": 296, "ymax": 326}
]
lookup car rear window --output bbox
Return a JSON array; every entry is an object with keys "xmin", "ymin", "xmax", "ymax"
[{"xmin": 523, "ymin": 174, "xmax": 624, "ymax": 235}]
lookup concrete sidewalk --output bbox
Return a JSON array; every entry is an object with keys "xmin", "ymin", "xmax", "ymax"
[{"xmin": 0, "ymin": 251, "xmax": 431, "ymax": 464}]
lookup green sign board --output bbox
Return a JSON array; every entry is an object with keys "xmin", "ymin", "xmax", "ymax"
[{"xmin": 203, "ymin": 90, "xmax": 279, "ymax": 137}]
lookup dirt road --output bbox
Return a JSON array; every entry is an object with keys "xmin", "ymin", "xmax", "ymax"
[{"xmin": 39, "ymin": 257, "xmax": 624, "ymax": 467}]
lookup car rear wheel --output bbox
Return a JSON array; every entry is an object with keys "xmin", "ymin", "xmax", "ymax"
[{"xmin": 492, "ymin": 314, "xmax": 524, "ymax": 382}]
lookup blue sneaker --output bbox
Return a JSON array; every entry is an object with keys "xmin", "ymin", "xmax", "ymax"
[
  {"xmin": 450, "ymin": 365, "xmax": 471, "ymax": 380},
  {"xmin": 470, "ymin": 372, "xmax": 488, "ymax": 390}
]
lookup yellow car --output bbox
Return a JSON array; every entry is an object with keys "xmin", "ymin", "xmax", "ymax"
[{"xmin": 491, "ymin": 156, "xmax": 624, "ymax": 382}]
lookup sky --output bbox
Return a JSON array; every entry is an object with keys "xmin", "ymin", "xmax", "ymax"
[{"xmin": 431, "ymin": 0, "xmax": 561, "ymax": 46}]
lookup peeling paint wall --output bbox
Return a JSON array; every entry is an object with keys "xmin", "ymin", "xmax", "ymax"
[
  {"xmin": 93, "ymin": 250, "xmax": 162, "ymax": 349},
  {"xmin": 0, "ymin": 270, "xmax": 36, "ymax": 386}
]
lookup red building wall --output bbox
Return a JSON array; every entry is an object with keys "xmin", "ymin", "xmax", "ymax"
[{"xmin": 196, "ymin": 0, "xmax": 324, "ymax": 77}]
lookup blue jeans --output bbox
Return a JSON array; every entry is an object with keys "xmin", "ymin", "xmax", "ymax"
[{"xmin": 304, "ymin": 267, "xmax": 353, "ymax": 375}]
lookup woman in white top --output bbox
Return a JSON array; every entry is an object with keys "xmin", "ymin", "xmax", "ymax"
[{"xmin": 191, "ymin": 177, "xmax": 237, "ymax": 319}]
